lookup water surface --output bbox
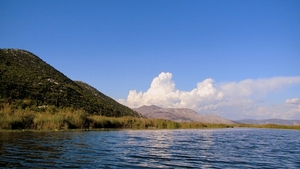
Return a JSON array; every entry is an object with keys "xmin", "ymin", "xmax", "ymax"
[{"xmin": 0, "ymin": 128, "xmax": 300, "ymax": 168}]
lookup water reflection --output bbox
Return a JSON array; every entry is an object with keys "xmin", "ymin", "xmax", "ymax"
[
  {"xmin": 0, "ymin": 132, "xmax": 70, "ymax": 167},
  {"xmin": 1, "ymin": 129, "xmax": 300, "ymax": 168},
  {"xmin": 118, "ymin": 129, "xmax": 221, "ymax": 168}
]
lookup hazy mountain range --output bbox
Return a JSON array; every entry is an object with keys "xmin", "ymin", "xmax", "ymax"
[
  {"xmin": 133, "ymin": 105, "xmax": 235, "ymax": 124},
  {"xmin": 133, "ymin": 105, "xmax": 300, "ymax": 125},
  {"xmin": 235, "ymin": 119, "xmax": 300, "ymax": 126}
]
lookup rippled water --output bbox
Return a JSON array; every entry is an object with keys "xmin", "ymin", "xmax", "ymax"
[{"xmin": 0, "ymin": 128, "xmax": 300, "ymax": 168}]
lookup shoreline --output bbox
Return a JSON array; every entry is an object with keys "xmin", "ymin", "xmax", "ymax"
[{"xmin": 1, "ymin": 125, "xmax": 299, "ymax": 132}]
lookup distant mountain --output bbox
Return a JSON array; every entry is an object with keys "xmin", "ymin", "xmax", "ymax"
[
  {"xmin": 235, "ymin": 119, "xmax": 300, "ymax": 126},
  {"xmin": 0, "ymin": 48, "xmax": 140, "ymax": 117},
  {"xmin": 133, "ymin": 105, "xmax": 234, "ymax": 124}
]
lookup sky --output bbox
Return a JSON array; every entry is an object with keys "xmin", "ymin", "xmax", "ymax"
[{"xmin": 1, "ymin": 0, "xmax": 300, "ymax": 120}]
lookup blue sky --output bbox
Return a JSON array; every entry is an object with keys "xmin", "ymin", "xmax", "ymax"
[{"xmin": 1, "ymin": 0, "xmax": 300, "ymax": 120}]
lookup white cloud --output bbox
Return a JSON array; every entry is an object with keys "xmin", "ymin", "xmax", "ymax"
[
  {"xmin": 221, "ymin": 77, "xmax": 300, "ymax": 98},
  {"xmin": 119, "ymin": 72, "xmax": 224, "ymax": 111},
  {"xmin": 119, "ymin": 72, "xmax": 300, "ymax": 120},
  {"xmin": 286, "ymin": 98, "xmax": 300, "ymax": 105},
  {"xmin": 283, "ymin": 98, "xmax": 300, "ymax": 119}
]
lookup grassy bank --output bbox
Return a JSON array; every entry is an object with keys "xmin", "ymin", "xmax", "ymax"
[{"xmin": 1, "ymin": 104, "xmax": 299, "ymax": 131}]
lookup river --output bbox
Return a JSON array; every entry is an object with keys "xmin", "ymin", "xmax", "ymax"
[{"xmin": 0, "ymin": 128, "xmax": 299, "ymax": 168}]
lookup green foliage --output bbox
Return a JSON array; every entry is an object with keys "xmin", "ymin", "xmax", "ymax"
[
  {"xmin": 0, "ymin": 104, "xmax": 34, "ymax": 129},
  {"xmin": 33, "ymin": 112, "xmax": 66, "ymax": 130},
  {"xmin": 0, "ymin": 48, "xmax": 140, "ymax": 117},
  {"xmin": 75, "ymin": 81, "xmax": 139, "ymax": 117}
]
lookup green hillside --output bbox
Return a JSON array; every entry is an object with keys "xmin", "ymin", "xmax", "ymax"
[{"xmin": 0, "ymin": 48, "xmax": 140, "ymax": 117}]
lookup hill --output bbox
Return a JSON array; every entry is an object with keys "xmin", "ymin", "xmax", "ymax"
[
  {"xmin": 133, "ymin": 105, "xmax": 234, "ymax": 124},
  {"xmin": 0, "ymin": 48, "xmax": 140, "ymax": 117},
  {"xmin": 235, "ymin": 119, "xmax": 300, "ymax": 126}
]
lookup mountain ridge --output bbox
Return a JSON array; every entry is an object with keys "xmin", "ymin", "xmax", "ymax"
[
  {"xmin": 133, "ymin": 105, "xmax": 234, "ymax": 124},
  {"xmin": 0, "ymin": 48, "xmax": 140, "ymax": 117}
]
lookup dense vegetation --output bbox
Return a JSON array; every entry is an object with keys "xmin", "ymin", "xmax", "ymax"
[
  {"xmin": 0, "ymin": 104, "xmax": 233, "ymax": 130},
  {"xmin": 1, "ymin": 104, "xmax": 299, "ymax": 131},
  {"xmin": 0, "ymin": 49, "xmax": 140, "ymax": 117}
]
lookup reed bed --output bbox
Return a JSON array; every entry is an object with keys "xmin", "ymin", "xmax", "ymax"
[{"xmin": 1, "ymin": 104, "xmax": 299, "ymax": 131}]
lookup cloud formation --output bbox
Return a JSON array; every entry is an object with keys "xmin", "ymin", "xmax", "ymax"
[
  {"xmin": 221, "ymin": 77, "xmax": 300, "ymax": 98},
  {"xmin": 119, "ymin": 72, "xmax": 224, "ymax": 110},
  {"xmin": 284, "ymin": 98, "xmax": 300, "ymax": 119},
  {"xmin": 119, "ymin": 72, "xmax": 300, "ymax": 120},
  {"xmin": 286, "ymin": 98, "xmax": 300, "ymax": 105}
]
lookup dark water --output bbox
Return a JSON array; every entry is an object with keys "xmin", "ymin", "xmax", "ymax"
[{"xmin": 0, "ymin": 128, "xmax": 300, "ymax": 168}]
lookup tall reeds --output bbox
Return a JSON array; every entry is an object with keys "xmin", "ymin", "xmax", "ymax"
[{"xmin": 1, "ymin": 103, "xmax": 300, "ymax": 130}]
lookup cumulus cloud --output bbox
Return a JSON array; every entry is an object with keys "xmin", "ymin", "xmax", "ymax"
[
  {"xmin": 119, "ymin": 72, "xmax": 300, "ymax": 120},
  {"xmin": 119, "ymin": 72, "xmax": 224, "ymax": 111}
]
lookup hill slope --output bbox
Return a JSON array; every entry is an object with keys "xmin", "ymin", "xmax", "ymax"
[
  {"xmin": 133, "ymin": 105, "xmax": 234, "ymax": 124},
  {"xmin": 0, "ymin": 48, "xmax": 140, "ymax": 117}
]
